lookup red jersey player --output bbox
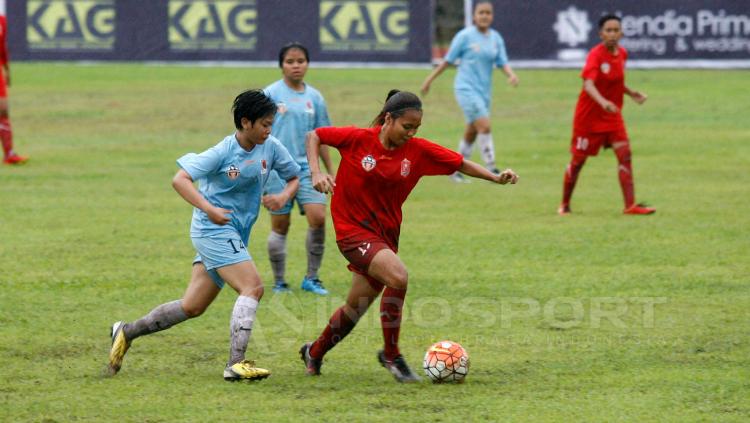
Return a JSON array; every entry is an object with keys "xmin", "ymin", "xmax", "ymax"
[
  {"xmin": 560, "ymin": 14, "xmax": 653, "ymax": 215},
  {"xmin": 299, "ymin": 90, "xmax": 518, "ymax": 382},
  {"xmin": 0, "ymin": 14, "xmax": 27, "ymax": 165}
]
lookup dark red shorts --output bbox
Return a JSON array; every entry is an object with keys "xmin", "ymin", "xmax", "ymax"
[
  {"xmin": 570, "ymin": 128, "xmax": 629, "ymax": 156},
  {"xmin": 336, "ymin": 235, "xmax": 392, "ymax": 290}
]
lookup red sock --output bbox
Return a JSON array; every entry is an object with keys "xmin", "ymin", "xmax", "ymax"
[
  {"xmin": 562, "ymin": 154, "xmax": 587, "ymax": 206},
  {"xmin": 380, "ymin": 287, "xmax": 406, "ymax": 361},
  {"xmin": 615, "ymin": 146, "xmax": 635, "ymax": 208},
  {"xmin": 309, "ymin": 306, "xmax": 359, "ymax": 359},
  {"xmin": 0, "ymin": 117, "xmax": 13, "ymax": 158}
]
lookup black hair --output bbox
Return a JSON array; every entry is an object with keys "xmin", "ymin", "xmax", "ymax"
[
  {"xmin": 371, "ymin": 89, "xmax": 422, "ymax": 127},
  {"xmin": 598, "ymin": 14, "xmax": 621, "ymax": 30},
  {"xmin": 232, "ymin": 89, "xmax": 277, "ymax": 129},
  {"xmin": 278, "ymin": 42, "xmax": 310, "ymax": 68},
  {"xmin": 473, "ymin": 0, "xmax": 493, "ymax": 12}
]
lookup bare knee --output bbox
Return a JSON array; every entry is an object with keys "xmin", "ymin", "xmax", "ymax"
[
  {"xmin": 272, "ymin": 220, "xmax": 290, "ymax": 235},
  {"xmin": 182, "ymin": 302, "xmax": 207, "ymax": 318},
  {"xmin": 385, "ymin": 268, "xmax": 408, "ymax": 290},
  {"xmin": 241, "ymin": 284, "xmax": 264, "ymax": 300}
]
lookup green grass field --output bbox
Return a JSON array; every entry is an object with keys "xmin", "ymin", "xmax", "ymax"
[{"xmin": 1, "ymin": 64, "xmax": 748, "ymax": 422}]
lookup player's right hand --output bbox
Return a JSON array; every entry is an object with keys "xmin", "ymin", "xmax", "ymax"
[
  {"xmin": 206, "ymin": 206, "xmax": 232, "ymax": 225},
  {"xmin": 312, "ymin": 172, "xmax": 335, "ymax": 194},
  {"xmin": 602, "ymin": 100, "xmax": 619, "ymax": 113},
  {"xmin": 420, "ymin": 81, "xmax": 431, "ymax": 96}
]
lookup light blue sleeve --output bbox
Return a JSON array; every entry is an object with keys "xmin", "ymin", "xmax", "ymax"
[
  {"xmin": 495, "ymin": 32, "xmax": 508, "ymax": 67},
  {"xmin": 314, "ymin": 94, "xmax": 331, "ymax": 128},
  {"xmin": 444, "ymin": 30, "xmax": 466, "ymax": 64},
  {"xmin": 176, "ymin": 143, "xmax": 223, "ymax": 180},
  {"xmin": 272, "ymin": 140, "xmax": 301, "ymax": 181}
]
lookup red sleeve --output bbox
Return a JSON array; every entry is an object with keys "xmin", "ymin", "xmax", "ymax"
[
  {"xmin": 314, "ymin": 126, "xmax": 359, "ymax": 149},
  {"xmin": 0, "ymin": 16, "xmax": 8, "ymax": 67},
  {"xmin": 622, "ymin": 47, "xmax": 628, "ymax": 63},
  {"xmin": 581, "ymin": 47, "xmax": 600, "ymax": 81},
  {"xmin": 415, "ymin": 139, "xmax": 463, "ymax": 176}
]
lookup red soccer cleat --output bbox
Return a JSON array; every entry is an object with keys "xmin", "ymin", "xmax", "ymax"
[
  {"xmin": 623, "ymin": 203, "xmax": 656, "ymax": 215},
  {"xmin": 3, "ymin": 154, "xmax": 28, "ymax": 165},
  {"xmin": 557, "ymin": 204, "xmax": 571, "ymax": 215}
]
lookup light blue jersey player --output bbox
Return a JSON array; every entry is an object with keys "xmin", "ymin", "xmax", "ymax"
[
  {"xmin": 421, "ymin": 0, "xmax": 519, "ymax": 182},
  {"xmin": 263, "ymin": 43, "xmax": 334, "ymax": 296},
  {"xmin": 107, "ymin": 90, "xmax": 299, "ymax": 382}
]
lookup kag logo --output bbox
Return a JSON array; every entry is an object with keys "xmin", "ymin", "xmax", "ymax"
[
  {"xmin": 169, "ymin": 0, "xmax": 257, "ymax": 51},
  {"xmin": 320, "ymin": 0, "xmax": 409, "ymax": 52},
  {"xmin": 27, "ymin": 0, "xmax": 115, "ymax": 51}
]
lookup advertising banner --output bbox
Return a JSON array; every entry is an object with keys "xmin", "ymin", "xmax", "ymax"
[
  {"xmin": 7, "ymin": 0, "xmax": 433, "ymax": 62},
  {"xmin": 491, "ymin": 0, "xmax": 750, "ymax": 66}
]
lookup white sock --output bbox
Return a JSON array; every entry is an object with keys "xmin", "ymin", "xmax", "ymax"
[
  {"xmin": 229, "ymin": 296, "xmax": 259, "ymax": 365},
  {"xmin": 458, "ymin": 139, "xmax": 474, "ymax": 160},
  {"xmin": 477, "ymin": 133, "xmax": 496, "ymax": 169}
]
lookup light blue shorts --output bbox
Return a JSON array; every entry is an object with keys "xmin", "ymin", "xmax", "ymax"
[
  {"xmin": 191, "ymin": 235, "xmax": 252, "ymax": 289},
  {"xmin": 264, "ymin": 165, "xmax": 326, "ymax": 216},
  {"xmin": 455, "ymin": 91, "xmax": 490, "ymax": 124}
]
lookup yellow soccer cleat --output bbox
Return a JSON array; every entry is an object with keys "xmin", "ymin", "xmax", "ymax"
[
  {"xmin": 223, "ymin": 360, "xmax": 271, "ymax": 382},
  {"xmin": 107, "ymin": 321, "xmax": 131, "ymax": 376}
]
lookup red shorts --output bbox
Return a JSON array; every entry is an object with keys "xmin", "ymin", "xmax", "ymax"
[
  {"xmin": 0, "ymin": 74, "xmax": 6, "ymax": 97},
  {"xmin": 570, "ymin": 128, "xmax": 629, "ymax": 156},
  {"xmin": 336, "ymin": 235, "xmax": 392, "ymax": 290}
]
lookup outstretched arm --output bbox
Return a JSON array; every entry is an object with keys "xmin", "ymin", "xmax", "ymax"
[
  {"xmin": 306, "ymin": 131, "xmax": 336, "ymax": 194},
  {"xmin": 421, "ymin": 60, "xmax": 451, "ymax": 95},
  {"xmin": 459, "ymin": 159, "xmax": 519, "ymax": 184},
  {"xmin": 501, "ymin": 64, "xmax": 519, "ymax": 87}
]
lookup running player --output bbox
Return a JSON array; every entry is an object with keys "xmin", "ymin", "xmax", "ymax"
[
  {"xmin": 107, "ymin": 90, "xmax": 300, "ymax": 381},
  {"xmin": 263, "ymin": 43, "xmax": 334, "ymax": 295},
  {"xmin": 299, "ymin": 90, "xmax": 518, "ymax": 382},
  {"xmin": 420, "ymin": 0, "xmax": 518, "ymax": 182},
  {"xmin": 560, "ymin": 14, "xmax": 655, "ymax": 215},
  {"xmin": 0, "ymin": 14, "xmax": 28, "ymax": 165}
]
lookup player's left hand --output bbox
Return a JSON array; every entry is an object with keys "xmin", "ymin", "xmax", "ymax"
[
  {"xmin": 262, "ymin": 193, "xmax": 287, "ymax": 211},
  {"xmin": 631, "ymin": 91, "xmax": 648, "ymax": 104},
  {"xmin": 496, "ymin": 168, "xmax": 519, "ymax": 185},
  {"xmin": 507, "ymin": 74, "xmax": 519, "ymax": 87}
]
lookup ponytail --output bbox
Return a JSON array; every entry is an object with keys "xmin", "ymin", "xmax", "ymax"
[{"xmin": 371, "ymin": 89, "xmax": 422, "ymax": 127}]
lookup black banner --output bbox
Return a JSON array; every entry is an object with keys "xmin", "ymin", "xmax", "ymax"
[
  {"xmin": 8, "ymin": 0, "xmax": 433, "ymax": 62},
  {"xmin": 492, "ymin": 0, "xmax": 750, "ymax": 62}
]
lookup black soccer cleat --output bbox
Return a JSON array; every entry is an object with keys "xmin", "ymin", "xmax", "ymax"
[
  {"xmin": 377, "ymin": 350, "xmax": 421, "ymax": 383},
  {"xmin": 300, "ymin": 342, "xmax": 323, "ymax": 376}
]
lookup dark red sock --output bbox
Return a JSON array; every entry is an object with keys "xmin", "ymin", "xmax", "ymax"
[
  {"xmin": 615, "ymin": 146, "xmax": 635, "ymax": 208},
  {"xmin": 0, "ymin": 117, "xmax": 13, "ymax": 158},
  {"xmin": 380, "ymin": 287, "xmax": 406, "ymax": 361},
  {"xmin": 309, "ymin": 306, "xmax": 359, "ymax": 359},
  {"xmin": 562, "ymin": 154, "xmax": 587, "ymax": 206}
]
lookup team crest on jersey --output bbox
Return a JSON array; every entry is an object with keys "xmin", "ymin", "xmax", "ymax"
[
  {"xmin": 305, "ymin": 101, "xmax": 315, "ymax": 115},
  {"xmin": 226, "ymin": 164, "xmax": 241, "ymax": 180},
  {"xmin": 261, "ymin": 159, "xmax": 268, "ymax": 174},
  {"xmin": 400, "ymin": 158, "xmax": 411, "ymax": 177},
  {"xmin": 600, "ymin": 62, "xmax": 611, "ymax": 74},
  {"xmin": 470, "ymin": 43, "xmax": 481, "ymax": 53},
  {"xmin": 361, "ymin": 155, "xmax": 376, "ymax": 172}
]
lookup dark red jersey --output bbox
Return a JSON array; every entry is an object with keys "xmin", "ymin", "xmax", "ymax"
[
  {"xmin": 573, "ymin": 44, "xmax": 628, "ymax": 133},
  {"xmin": 315, "ymin": 126, "xmax": 463, "ymax": 250},
  {"xmin": 0, "ymin": 15, "xmax": 8, "ymax": 68}
]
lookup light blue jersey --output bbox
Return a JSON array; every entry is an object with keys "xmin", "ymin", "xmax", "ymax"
[
  {"xmin": 264, "ymin": 80, "xmax": 330, "ymax": 165},
  {"xmin": 177, "ymin": 134, "xmax": 301, "ymax": 245},
  {"xmin": 445, "ymin": 26, "xmax": 509, "ymax": 106}
]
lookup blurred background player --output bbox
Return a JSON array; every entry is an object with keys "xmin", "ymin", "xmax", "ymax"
[
  {"xmin": 559, "ymin": 14, "xmax": 655, "ymax": 216},
  {"xmin": 299, "ymin": 90, "xmax": 518, "ymax": 382},
  {"xmin": 420, "ymin": 0, "xmax": 517, "ymax": 183},
  {"xmin": 0, "ymin": 13, "xmax": 27, "ymax": 165},
  {"xmin": 263, "ymin": 43, "xmax": 334, "ymax": 295},
  {"xmin": 108, "ymin": 90, "xmax": 300, "ymax": 381}
]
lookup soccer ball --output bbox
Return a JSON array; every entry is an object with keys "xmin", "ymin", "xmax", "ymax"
[{"xmin": 423, "ymin": 340, "xmax": 470, "ymax": 383}]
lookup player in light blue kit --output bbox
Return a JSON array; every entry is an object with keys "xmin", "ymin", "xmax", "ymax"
[
  {"xmin": 263, "ymin": 43, "xmax": 334, "ymax": 295},
  {"xmin": 107, "ymin": 90, "xmax": 300, "ymax": 381},
  {"xmin": 421, "ymin": 0, "xmax": 519, "ymax": 183}
]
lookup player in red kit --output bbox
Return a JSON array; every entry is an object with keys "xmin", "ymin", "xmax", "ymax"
[
  {"xmin": 560, "ymin": 14, "xmax": 654, "ymax": 215},
  {"xmin": 0, "ymin": 14, "xmax": 27, "ymax": 165},
  {"xmin": 299, "ymin": 90, "xmax": 519, "ymax": 382}
]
